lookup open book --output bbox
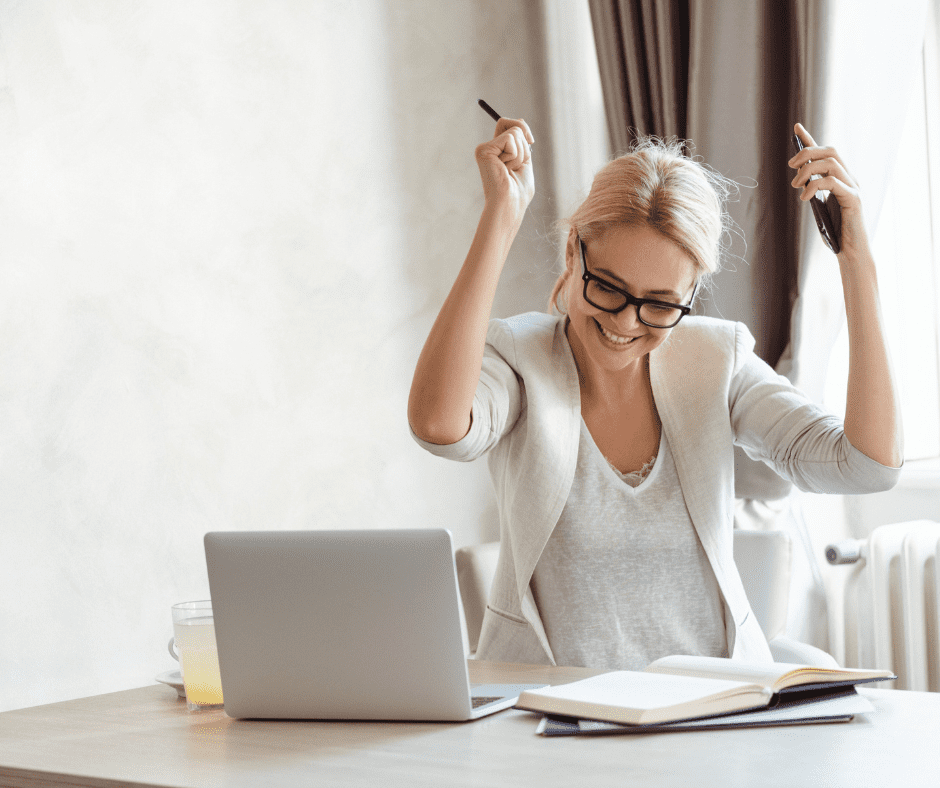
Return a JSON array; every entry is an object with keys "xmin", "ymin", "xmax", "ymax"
[
  {"xmin": 535, "ymin": 688, "xmax": 876, "ymax": 735},
  {"xmin": 514, "ymin": 655, "xmax": 894, "ymax": 727}
]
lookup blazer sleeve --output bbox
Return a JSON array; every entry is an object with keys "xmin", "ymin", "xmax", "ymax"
[
  {"xmin": 728, "ymin": 322, "xmax": 901, "ymax": 494},
  {"xmin": 409, "ymin": 319, "xmax": 524, "ymax": 462}
]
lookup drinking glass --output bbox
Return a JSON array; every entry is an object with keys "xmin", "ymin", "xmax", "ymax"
[{"xmin": 169, "ymin": 600, "xmax": 224, "ymax": 711}]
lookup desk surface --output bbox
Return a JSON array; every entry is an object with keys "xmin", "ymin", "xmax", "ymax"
[{"xmin": 1, "ymin": 660, "xmax": 938, "ymax": 788}]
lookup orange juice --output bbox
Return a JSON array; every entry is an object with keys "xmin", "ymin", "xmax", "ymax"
[{"xmin": 173, "ymin": 615, "xmax": 223, "ymax": 707}]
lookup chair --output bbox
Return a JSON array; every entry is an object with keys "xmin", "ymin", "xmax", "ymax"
[
  {"xmin": 732, "ymin": 530, "xmax": 837, "ymax": 667},
  {"xmin": 454, "ymin": 530, "xmax": 837, "ymax": 667}
]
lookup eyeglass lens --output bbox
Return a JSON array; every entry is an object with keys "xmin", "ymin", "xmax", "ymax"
[{"xmin": 584, "ymin": 279, "xmax": 683, "ymax": 327}]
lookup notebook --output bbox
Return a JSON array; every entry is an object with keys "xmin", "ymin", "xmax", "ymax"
[{"xmin": 203, "ymin": 528, "xmax": 545, "ymax": 720}]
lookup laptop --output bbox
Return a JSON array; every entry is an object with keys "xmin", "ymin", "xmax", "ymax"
[{"xmin": 204, "ymin": 528, "xmax": 546, "ymax": 720}]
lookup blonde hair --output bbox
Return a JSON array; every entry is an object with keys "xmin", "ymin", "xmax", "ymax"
[{"xmin": 548, "ymin": 135, "xmax": 737, "ymax": 315}]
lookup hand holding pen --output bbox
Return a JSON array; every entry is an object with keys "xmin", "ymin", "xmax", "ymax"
[
  {"xmin": 407, "ymin": 102, "xmax": 536, "ymax": 445},
  {"xmin": 475, "ymin": 99, "xmax": 535, "ymax": 221}
]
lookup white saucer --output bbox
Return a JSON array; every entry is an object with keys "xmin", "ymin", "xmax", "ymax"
[{"xmin": 155, "ymin": 670, "xmax": 186, "ymax": 699}]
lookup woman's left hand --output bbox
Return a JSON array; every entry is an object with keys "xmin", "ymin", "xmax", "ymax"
[
  {"xmin": 788, "ymin": 122, "xmax": 872, "ymax": 263},
  {"xmin": 789, "ymin": 124, "xmax": 902, "ymax": 468}
]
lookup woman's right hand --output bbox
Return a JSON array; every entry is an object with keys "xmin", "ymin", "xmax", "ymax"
[
  {"xmin": 408, "ymin": 118, "xmax": 535, "ymax": 446},
  {"xmin": 475, "ymin": 118, "xmax": 535, "ymax": 224}
]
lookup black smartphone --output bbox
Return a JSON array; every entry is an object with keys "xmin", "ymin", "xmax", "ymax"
[{"xmin": 792, "ymin": 134, "xmax": 841, "ymax": 254}]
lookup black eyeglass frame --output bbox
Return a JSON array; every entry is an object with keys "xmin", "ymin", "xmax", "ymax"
[{"xmin": 579, "ymin": 237, "xmax": 697, "ymax": 329}]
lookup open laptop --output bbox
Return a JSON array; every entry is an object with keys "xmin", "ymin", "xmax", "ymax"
[{"xmin": 204, "ymin": 528, "xmax": 546, "ymax": 720}]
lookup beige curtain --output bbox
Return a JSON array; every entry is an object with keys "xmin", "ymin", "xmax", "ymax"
[
  {"xmin": 589, "ymin": 0, "xmax": 690, "ymax": 150},
  {"xmin": 589, "ymin": 0, "xmax": 799, "ymax": 368}
]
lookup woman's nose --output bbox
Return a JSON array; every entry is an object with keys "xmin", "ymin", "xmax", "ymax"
[{"xmin": 612, "ymin": 304, "xmax": 642, "ymax": 332}]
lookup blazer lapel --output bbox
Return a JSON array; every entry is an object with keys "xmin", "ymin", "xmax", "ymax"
[
  {"xmin": 509, "ymin": 318, "xmax": 581, "ymax": 663},
  {"xmin": 649, "ymin": 328, "xmax": 740, "ymax": 601}
]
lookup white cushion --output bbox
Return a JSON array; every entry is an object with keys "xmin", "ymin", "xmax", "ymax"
[
  {"xmin": 732, "ymin": 529, "xmax": 791, "ymax": 640},
  {"xmin": 454, "ymin": 542, "xmax": 500, "ymax": 654}
]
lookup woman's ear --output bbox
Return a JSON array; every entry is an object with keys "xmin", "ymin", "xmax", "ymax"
[{"xmin": 564, "ymin": 228, "xmax": 579, "ymax": 274}]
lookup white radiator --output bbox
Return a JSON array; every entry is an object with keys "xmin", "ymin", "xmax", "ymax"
[{"xmin": 827, "ymin": 520, "xmax": 940, "ymax": 691}]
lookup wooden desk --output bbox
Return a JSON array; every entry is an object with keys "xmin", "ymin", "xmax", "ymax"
[{"xmin": 1, "ymin": 661, "xmax": 937, "ymax": 788}]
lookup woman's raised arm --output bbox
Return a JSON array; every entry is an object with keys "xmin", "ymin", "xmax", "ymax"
[
  {"xmin": 407, "ymin": 117, "xmax": 535, "ymax": 445},
  {"xmin": 789, "ymin": 122, "xmax": 903, "ymax": 468}
]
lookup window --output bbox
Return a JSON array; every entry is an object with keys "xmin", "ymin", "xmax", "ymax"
[{"xmin": 823, "ymin": 0, "xmax": 940, "ymax": 461}]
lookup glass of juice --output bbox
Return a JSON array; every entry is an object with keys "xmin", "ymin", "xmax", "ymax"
[{"xmin": 171, "ymin": 600, "xmax": 224, "ymax": 711}]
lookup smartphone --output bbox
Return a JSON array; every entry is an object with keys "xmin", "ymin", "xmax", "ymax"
[{"xmin": 792, "ymin": 134, "xmax": 841, "ymax": 254}]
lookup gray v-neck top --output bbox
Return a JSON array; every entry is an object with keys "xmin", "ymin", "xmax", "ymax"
[{"xmin": 530, "ymin": 419, "xmax": 728, "ymax": 671}]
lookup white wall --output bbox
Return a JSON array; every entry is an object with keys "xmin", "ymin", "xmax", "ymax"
[{"xmin": 0, "ymin": 0, "xmax": 557, "ymax": 712}]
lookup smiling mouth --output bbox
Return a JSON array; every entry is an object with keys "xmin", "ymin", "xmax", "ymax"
[{"xmin": 595, "ymin": 319, "xmax": 639, "ymax": 345}]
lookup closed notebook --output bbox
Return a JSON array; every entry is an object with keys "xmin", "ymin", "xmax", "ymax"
[{"xmin": 514, "ymin": 656, "xmax": 894, "ymax": 727}]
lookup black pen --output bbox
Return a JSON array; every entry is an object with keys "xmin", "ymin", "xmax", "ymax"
[
  {"xmin": 478, "ymin": 99, "xmax": 533, "ymax": 148},
  {"xmin": 478, "ymin": 98, "xmax": 501, "ymax": 122}
]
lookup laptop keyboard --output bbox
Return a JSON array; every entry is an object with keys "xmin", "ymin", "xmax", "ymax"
[{"xmin": 471, "ymin": 695, "xmax": 506, "ymax": 709}]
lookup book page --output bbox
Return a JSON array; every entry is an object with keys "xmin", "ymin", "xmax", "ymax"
[
  {"xmin": 645, "ymin": 655, "xmax": 810, "ymax": 689},
  {"xmin": 645, "ymin": 655, "xmax": 890, "ymax": 691},
  {"xmin": 525, "ymin": 671, "xmax": 754, "ymax": 709}
]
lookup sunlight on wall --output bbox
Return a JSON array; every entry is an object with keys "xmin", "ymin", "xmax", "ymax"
[{"xmin": 0, "ymin": 1, "xmax": 552, "ymax": 711}]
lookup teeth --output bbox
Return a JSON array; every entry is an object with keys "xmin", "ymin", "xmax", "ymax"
[{"xmin": 599, "ymin": 323, "xmax": 635, "ymax": 344}]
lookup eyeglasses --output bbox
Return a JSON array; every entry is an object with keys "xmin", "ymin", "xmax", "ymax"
[{"xmin": 579, "ymin": 237, "xmax": 697, "ymax": 329}]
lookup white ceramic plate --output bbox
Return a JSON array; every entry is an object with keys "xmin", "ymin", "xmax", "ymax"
[{"xmin": 155, "ymin": 670, "xmax": 186, "ymax": 699}]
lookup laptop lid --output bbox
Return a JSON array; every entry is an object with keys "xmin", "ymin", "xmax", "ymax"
[{"xmin": 204, "ymin": 528, "xmax": 481, "ymax": 720}]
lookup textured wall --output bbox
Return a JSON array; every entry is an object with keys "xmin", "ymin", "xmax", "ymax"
[{"xmin": 0, "ymin": 1, "xmax": 557, "ymax": 711}]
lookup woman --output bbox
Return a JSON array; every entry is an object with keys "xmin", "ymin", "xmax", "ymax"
[{"xmin": 407, "ymin": 117, "xmax": 902, "ymax": 669}]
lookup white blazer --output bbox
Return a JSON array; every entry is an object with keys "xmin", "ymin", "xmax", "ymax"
[{"xmin": 412, "ymin": 313, "xmax": 900, "ymax": 666}]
